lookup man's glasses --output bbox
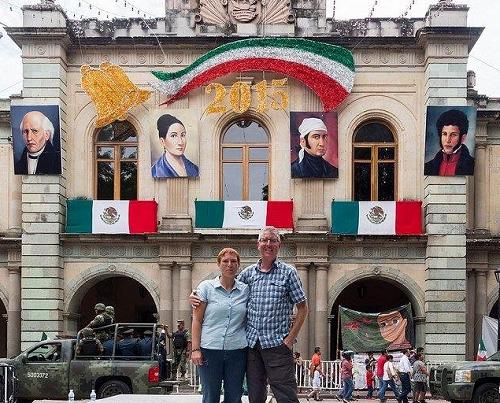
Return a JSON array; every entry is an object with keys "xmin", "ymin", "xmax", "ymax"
[{"xmin": 259, "ymin": 238, "xmax": 279, "ymax": 244}]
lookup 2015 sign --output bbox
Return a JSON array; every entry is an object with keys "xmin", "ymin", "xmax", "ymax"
[{"xmin": 205, "ymin": 78, "xmax": 288, "ymax": 114}]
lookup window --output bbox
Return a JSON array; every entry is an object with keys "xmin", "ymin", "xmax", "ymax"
[
  {"xmin": 352, "ymin": 122, "xmax": 397, "ymax": 201},
  {"xmin": 27, "ymin": 343, "xmax": 62, "ymax": 362},
  {"xmin": 94, "ymin": 121, "xmax": 138, "ymax": 200},
  {"xmin": 221, "ymin": 119, "xmax": 270, "ymax": 200}
]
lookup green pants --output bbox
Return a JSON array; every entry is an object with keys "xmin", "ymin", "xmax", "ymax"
[{"xmin": 172, "ymin": 348, "xmax": 187, "ymax": 378}]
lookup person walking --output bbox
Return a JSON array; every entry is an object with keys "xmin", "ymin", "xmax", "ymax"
[
  {"xmin": 378, "ymin": 354, "xmax": 400, "ymax": 402},
  {"xmin": 366, "ymin": 364, "xmax": 374, "ymax": 399},
  {"xmin": 336, "ymin": 352, "xmax": 354, "ymax": 403},
  {"xmin": 398, "ymin": 349, "xmax": 413, "ymax": 403},
  {"xmin": 306, "ymin": 362, "xmax": 324, "ymax": 402},
  {"xmin": 412, "ymin": 353, "xmax": 428, "ymax": 403},
  {"xmin": 191, "ymin": 247, "xmax": 249, "ymax": 403}
]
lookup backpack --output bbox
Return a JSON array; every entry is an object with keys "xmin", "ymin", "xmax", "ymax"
[{"xmin": 172, "ymin": 330, "xmax": 188, "ymax": 349}]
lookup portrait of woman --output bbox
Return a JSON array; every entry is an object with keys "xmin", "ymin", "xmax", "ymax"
[{"xmin": 151, "ymin": 113, "xmax": 199, "ymax": 178}]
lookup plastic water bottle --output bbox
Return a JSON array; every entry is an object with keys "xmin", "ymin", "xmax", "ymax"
[
  {"xmin": 90, "ymin": 389, "xmax": 97, "ymax": 401},
  {"xmin": 68, "ymin": 389, "xmax": 74, "ymax": 402}
]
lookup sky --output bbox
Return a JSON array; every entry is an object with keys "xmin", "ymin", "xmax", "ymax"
[{"xmin": 0, "ymin": 0, "xmax": 498, "ymax": 98}]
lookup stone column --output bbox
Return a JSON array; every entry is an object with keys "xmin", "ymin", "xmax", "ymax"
[
  {"xmin": 159, "ymin": 263, "xmax": 174, "ymax": 329},
  {"xmin": 296, "ymin": 181, "xmax": 329, "ymax": 231},
  {"xmin": 466, "ymin": 270, "xmax": 476, "ymax": 359},
  {"xmin": 473, "ymin": 126, "xmax": 489, "ymax": 232},
  {"xmin": 314, "ymin": 263, "xmax": 329, "ymax": 358},
  {"xmin": 295, "ymin": 264, "xmax": 309, "ymax": 356},
  {"xmin": 6, "ymin": 265, "xmax": 21, "ymax": 357},
  {"xmin": 474, "ymin": 270, "xmax": 487, "ymax": 350},
  {"xmin": 16, "ymin": 4, "xmax": 69, "ymax": 350},
  {"xmin": 178, "ymin": 263, "xmax": 193, "ymax": 326}
]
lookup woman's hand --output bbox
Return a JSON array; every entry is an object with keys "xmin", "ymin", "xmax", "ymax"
[{"xmin": 191, "ymin": 349, "xmax": 204, "ymax": 366}]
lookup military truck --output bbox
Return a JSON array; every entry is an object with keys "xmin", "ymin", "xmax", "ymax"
[
  {"xmin": 429, "ymin": 351, "xmax": 500, "ymax": 402},
  {"xmin": 0, "ymin": 323, "xmax": 173, "ymax": 402}
]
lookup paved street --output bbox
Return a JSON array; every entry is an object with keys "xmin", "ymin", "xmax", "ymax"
[{"xmin": 33, "ymin": 395, "xmax": 449, "ymax": 403}]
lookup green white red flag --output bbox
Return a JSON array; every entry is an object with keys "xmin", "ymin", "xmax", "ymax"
[{"xmin": 476, "ymin": 339, "xmax": 487, "ymax": 361}]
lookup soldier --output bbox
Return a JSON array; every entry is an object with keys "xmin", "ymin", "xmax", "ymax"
[
  {"xmin": 104, "ymin": 305, "xmax": 115, "ymax": 323},
  {"xmin": 137, "ymin": 329, "xmax": 153, "ymax": 358},
  {"xmin": 76, "ymin": 328, "xmax": 104, "ymax": 357},
  {"xmin": 86, "ymin": 303, "xmax": 108, "ymax": 342},
  {"xmin": 117, "ymin": 328, "xmax": 138, "ymax": 358},
  {"xmin": 157, "ymin": 324, "xmax": 169, "ymax": 380},
  {"xmin": 168, "ymin": 319, "xmax": 191, "ymax": 380}
]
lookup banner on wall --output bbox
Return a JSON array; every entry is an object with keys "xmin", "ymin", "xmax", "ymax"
[
  {"xmin": 290, "ymin": 111, "xmax": 338, "ymax": 179},
  {"xmin": 150, "ymin": 110, "xmax": 200, "ymax": 179},
  {"xmin": 340, "ymin": 304, "xmax": 414, "ymax": 353},
  {"xmin": 424, "ymin": 106, "xmax": 476, "ymax": 176},
  {"xmin": 11, "ymin": 105, "xmax": 62, "ymax": 175}
]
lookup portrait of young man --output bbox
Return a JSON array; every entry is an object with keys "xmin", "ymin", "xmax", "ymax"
[
  {"xmin": 290, "ymin": 111, "xmax": 339, "ymax": 179},
  {"xmin": 424, "ymin": 106, "xmax": 476, "ymax": 176},
  {"xmin": 11, "ymin": 105, "xmax": 62, "ymax": 175},
  {"xmin": 150, "ymin": 110, "xmax": 200, "ymax": 179}
]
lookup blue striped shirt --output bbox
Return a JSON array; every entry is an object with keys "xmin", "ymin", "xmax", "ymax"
[
  {"xmin": 238, "ymin": 259, "xmax": 307, "ymax": 349},
  {"xmin": 197, "ymin": 276, "xmax": 249, "ymax": 350}
]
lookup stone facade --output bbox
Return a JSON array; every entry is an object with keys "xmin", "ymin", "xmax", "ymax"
[{"xmin": 0, "ymin": 0, "xmax": 499, "ymax": 361}]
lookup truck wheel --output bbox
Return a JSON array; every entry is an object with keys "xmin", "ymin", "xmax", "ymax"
[
  {"xmin": 97, "ymin": 380, "xmax": 132, "ymax": 398},
  {"xmin": 473, "ymin": 382, "xmax": 499, "ymax": 403}
]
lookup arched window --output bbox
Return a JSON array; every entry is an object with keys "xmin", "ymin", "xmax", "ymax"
[
  {"xmin": 352, "ymin": 121, "xmax": 397, "ymax": 201},
  {"xmin": 94, "ymin": 121, "xmax": 138, "ymax": 200},
  {"xmin": 220, "ymin": 118, "xmax": 270, "ymax": 200}
]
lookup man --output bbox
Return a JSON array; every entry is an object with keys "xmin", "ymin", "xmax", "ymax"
[
  {"xmin": 168, "ymin": 319, "xmax": 191, "ymax": 380},
  {"xmin": 291, "ymin": 117, "xmax": 338, "ymax": 178},
  {"xmin": 398, "ymin": 349, "xmax": 412, "ymax": 403},
  {"xmin": 76, "ymin": 327, "xmax": 103, "ymax": 357},
  {"xmin": 117, "ymin": 328, "xmax": 138, "ymax": 358},
  {"xmin": 157, "ymin": 324, "xmax": 169, "ymax": 380},
  {"xmin": 424, "ymin": 109, "xmax": 474, "ymax": 176},
  {"xmin": 14, "ymin": 110, "xmax": 61, "ymax": 175},
  {"xmin": 137, "ymin": 329, "xmax": 154, "ymax": 358},
  {"xmin": 86, "ymin": 303, "xmax": 108, "ymax": 342},
  {"xmin": 191, "ymin": 226, "xmax": 308, "ymax": 403},
  {"xmin": 378, "ymin": 354, "xmax": 400, "ymax": 403},
  {"xmin": 376, "ymin": 350, "xmax": 387, "ymax": 393}
]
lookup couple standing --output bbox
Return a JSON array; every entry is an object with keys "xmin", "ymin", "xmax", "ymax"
[{"xmin": 190, "ymin": 226, "xmax": 308, "ymax": 403}]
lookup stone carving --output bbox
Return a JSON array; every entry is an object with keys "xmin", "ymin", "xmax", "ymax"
[{"xmin": 198, "ymin": 0, "xmax": 293, "ymax": 25}]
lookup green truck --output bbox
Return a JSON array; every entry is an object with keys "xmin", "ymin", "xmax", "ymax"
[
  {"xmin": 0, "ymin": 323, "xmax": 173, "ymax": 402},
  {"xmin": 429, "ymin": 351, "xmax": 500, "ymax": 403}
]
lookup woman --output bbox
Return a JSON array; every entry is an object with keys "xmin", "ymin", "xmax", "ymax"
[
  {"xmin": 151, "ymin": 114, "xmax": 199, "ymax": 178},
  {"xmin": 336, "ymin": 351, "xmax": 354, "ymax": 403},
  {"xmin": 412, "ymin": 353, "xmax": 428, "ymax": 403},
  {"xmin": 191, "ymin": 248, "xmax": 249, "ymax": 403}
]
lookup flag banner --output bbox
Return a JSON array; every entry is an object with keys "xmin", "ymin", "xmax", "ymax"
[
  {"xmin": 339, "ymin": 304, "xmax": 414, "ymax": 353},
  {"xmin": 332, "ymin": 201, "xmax": 422, "ymax": 235},
  {"xmin": 481, "ymin": 315, "xmax": 498, "ymax": 358},
  {"xmin": 477, "ymin": 339, "xmax": 487, "ymax": 361},
  {"xmin": 195, "ymin": 200, "xmax": 294, "ymax": 229},
  {"xmin": 66, "ymin": 200, "xmax": 158, "ymax": 234}
]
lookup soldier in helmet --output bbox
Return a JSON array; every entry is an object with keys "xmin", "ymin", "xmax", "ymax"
[
  {"xmin": 76, "ymin": 327, "xmax": 104, "ymax": 357},
  {"xmin": 86, "ymin": 303, "xmax": 108, "ymax": 342},
  {"xmin": 168, "ymin": 319, "xmax": 191, "ymax": 380}
]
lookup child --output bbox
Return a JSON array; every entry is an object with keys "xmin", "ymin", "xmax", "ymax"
[
  {"xmin": 366, "ymin": 364, "xmax": 374, "ymax": 399},
  {"xmin": 307, "ymin": 364, "xmax": 324, "ymax": 401}
]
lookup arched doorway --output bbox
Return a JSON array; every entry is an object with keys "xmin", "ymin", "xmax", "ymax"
[
  {"xmin": 0, "ymin": 300, "xmax": 6, "ymax": 357},
  {"xmin": 330, "ymin": 277, "xmax": 416, "ymax": 359},
  {"xmin": 77, "ymin": 276, "xmax": 157, "ymax": 329}
]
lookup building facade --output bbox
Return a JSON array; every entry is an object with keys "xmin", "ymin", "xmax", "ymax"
[{"xmin": 0, "ymin": 0, "xmax": 499, "ymax": 362}]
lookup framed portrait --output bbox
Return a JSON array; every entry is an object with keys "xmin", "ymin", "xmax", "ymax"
[
  {"xmin": 150, "ymin": 110, "xmax": 200, "ymax": 178},
  {"xmin": 11, "ymin": 105, "xmax": 62, "ymax": 175},
  {"xmin": 424, "ymin": 106, "xmax": 476, "ymax": 176},
  {"xmin": 290, "ymin": 111, "xmax": 338, "ymax": 179}
]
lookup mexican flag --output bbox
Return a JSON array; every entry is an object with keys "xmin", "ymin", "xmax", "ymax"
[
  {"xmin": 66, "ymin": 199, "xmax": 158, "ymax": 234},
  {"xmin": 332, "ymin": 201, "xmax": 422, "ymax": 235},
  {"xmin": 195, "ymin": 200, "xmax": 293, "ymax": 229},
  {"xmin": 476, "ymin": 339, "xmax": 487, "ymax": 361}
]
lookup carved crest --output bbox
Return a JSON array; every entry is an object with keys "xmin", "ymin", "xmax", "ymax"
[
  {"xmin": 366, "ymin": 206, "xmax": 387, "ymax": 225},
  {"xmin": 198, "ymin": 0, "xmax": 293, "ymax": 25},
  {"xmin": 238, "ymin": 205, "xmax": 254, "ymax": 220},
  {"xmin": 100, "ymin": 206, "xmax": 120, "ymax": 225}
]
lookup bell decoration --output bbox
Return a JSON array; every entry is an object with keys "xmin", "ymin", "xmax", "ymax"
[{"xmin": 81, "ymin": 62, "xmax": 151, "ymax": 128}]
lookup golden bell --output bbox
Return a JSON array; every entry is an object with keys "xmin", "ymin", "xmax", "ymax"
[{"xmin": 81, "ymin": 62, "xmax": 151, "ymax": 128}]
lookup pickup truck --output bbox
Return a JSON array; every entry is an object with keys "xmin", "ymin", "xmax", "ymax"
[
  {"xmin": 429, "ymin": 351, "xmax": 500, "ymax": 403},
  {"xmin": 0, "ymin": 323, "xmax": 173, "ymax": 403}
]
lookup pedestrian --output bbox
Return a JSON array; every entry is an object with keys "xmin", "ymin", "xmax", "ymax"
[
  {"xmin": 410, "ymin": 347, "xmax": 423, "ymax": 402},
  {"xmin": 157, "ymin": 324, "xmax": 169, "ymax": 380},
  {"xmin": 169, "ymin": 319, "xmax": 191, "ymax": 380},
  {"xmin": 336, "ymin": 351, "xmax": 354, "ymax": 403},
  {"xmin": 306, "ymin": 361, "xmax": 324, "ymax": 401},
  {"xmin": 191, "ymin": 247, "xmax": 249, "ymax": 403},
  {"xmin": 398, "ymin": 349, "xmax": 412, "ymax": 403},
  {"xmin": 294, "ymin": 352, "xmax": 305, "ymax": 385},
  {"xmin": 190, "ymin": 226, "xmax": 308, "ymax": 403},
  {"xmin": 309, "ymin": 347, "xmax": 322, "ymax": 385},
  {"xmin": 378, "ymin": 354, "xmax": 400, "ymax": 402},
  {"xmin": 366, "ymin": 364, "xmax": 374, "ymax": 399},
  {"xmin": 375, "ymin": 351, "xmax": 387, "ymax": 392},
  {"xmin": 412, "ymin": 353, "xmax": 428, "ymax": 403}
]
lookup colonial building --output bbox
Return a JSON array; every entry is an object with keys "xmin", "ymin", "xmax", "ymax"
[{"xmin": 0, "ymin": 0, "xmax": 499, "ymax": 363}]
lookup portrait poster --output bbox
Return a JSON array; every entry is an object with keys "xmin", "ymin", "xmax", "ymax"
[
  {"xmin": 290, "ymin": 111, "xmax": 338, "ymax": 179},
  {"xmin": 339, "ymin": 304, "xmax": 414, "ymax": 353},
  {"xmin": 11, "ymin": 105, "xmax": 62, "ymax": 175},
  {"xmin": 150, "ymin": 109, "xmax": 200, "ymax": 179},
  {"xmin": 424, "ymin": 106, "xmax": 476, "ymax": 176}
]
